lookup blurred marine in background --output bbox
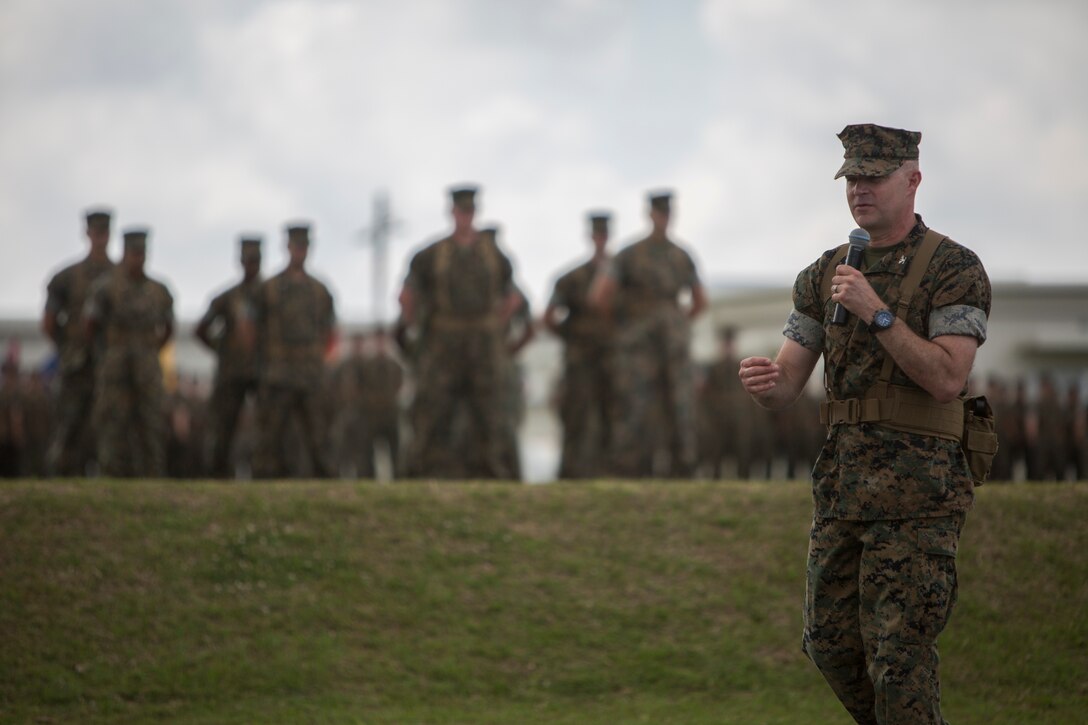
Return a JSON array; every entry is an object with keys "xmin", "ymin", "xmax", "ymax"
[
  {"xmin": 398, "ymin": 185, "xmax": 524, "ymax": 479},
  {"xmin": 252, "ymin": 223, "xmax": 336, "ymax": 479},
  {"xmin": 85, "ymin": 228, "xmax": 175, "ymax": 477},
  {"xmin": 545, "ymin": 211, "xmax": 616, "ymax": 479},
  {"xmin": 196, "ymin": 235, "xmax": 263, "ymax": 478},
  {"xmin": 42, "ymin": 208, "xmax": 115, "ymax": 476},
  {"xmin": 589, "ymin": 191, "xmax": 707, "ymax": 478}
]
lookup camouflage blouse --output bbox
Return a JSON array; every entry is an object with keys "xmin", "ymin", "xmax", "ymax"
[
  {"xmin": 613, "ymin": 236, "xmax": 698, "ymax": 311},
  {"xmin": 256, "ymin": 271, "xmax": 335, "ymax": 389},
  {"xmin": 44, "ymin": 256, "xmax": 115, "ymax": 374},
  {"xmin": 784, "ymin": 217, "xmax": 991, "ymax": 520},
  {"xmin": 548, "ymin": 257, "xmax": 613, "ymax": 345},
  {"xmin": 198, "ymin": 277, "xmax": 262, "ymax": 383}
]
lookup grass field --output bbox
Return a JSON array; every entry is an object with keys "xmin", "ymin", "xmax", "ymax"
[{"xmin": 1, "ymin": 480, "xmax": 1085, "ymax": 724}]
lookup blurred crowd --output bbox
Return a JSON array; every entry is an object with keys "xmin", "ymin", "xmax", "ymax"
[{"xmin": 1, "ymin": 195, "xmax": 1085, "ymax": 482}]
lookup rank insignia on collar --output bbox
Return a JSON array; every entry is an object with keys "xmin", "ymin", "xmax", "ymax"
[{"xmin": 898, "ymin": 255, "xmax": 907, "ymax": 265}]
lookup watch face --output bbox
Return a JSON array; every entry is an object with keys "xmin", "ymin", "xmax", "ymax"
[{"xmin": 874, "ymin": 310, "xmax": 895, "ymax": 329}]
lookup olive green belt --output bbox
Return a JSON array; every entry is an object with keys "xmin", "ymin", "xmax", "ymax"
[{"xmin": 819, "ymin": 385, "xmax": 964, "ymax": 441}]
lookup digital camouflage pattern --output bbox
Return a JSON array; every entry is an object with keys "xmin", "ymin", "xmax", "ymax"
[
  {"xmin": 85, "ymin": 267, "xmax": 174, "ymax": 477},
  {"xmin": 804, "ymin": 514, "xmax": 963, "ymax": 725},
  {"xmin": 785, "ymin": 217, "xmax": 991, "ymax": 520},
  {"xmin": 253, "ymin": 270, "xmax": 335, "ymax": 478},
  {"xmin": 784, "ymin": 211, "xmax": 990, "ymax": 724},
  {"xmin": 835, "ymin": 124, "xmax": 922, "ymax": 180},
  {"xmin": 549, "ymin": 258, "xmax": 615, "ymax": 478},
  {"xmin": 404, "ymin": 233, "xmax": 514, "ymax": 479},
  {"xmin": 199, "ymin": 276, "xmax": 262, "ymax": 477},
  {"xmin": 43, "ymin": 255, "xmax": 114, "ymax": 475},
  {"xmin": 607, "ymin": 234, "xmax": 700, "ymax": 477},
  {"xmin": 256, "ymin": 272, "xmax": 335, "ymax": 390},
  {"xmin": 331, "ymin": 349, "xmax": 404, "ymax": 478}
]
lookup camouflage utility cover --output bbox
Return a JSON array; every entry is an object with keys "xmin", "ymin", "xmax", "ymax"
[
  {"xmin": 835, "ymin": 123, "xmax": 921, "ymax": 179},
  {"xmin": 784, "ymin": 216, "xmax": 991, "ymax": 520}
]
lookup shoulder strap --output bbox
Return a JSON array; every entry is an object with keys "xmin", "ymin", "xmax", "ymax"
[
  {"xmin": 434, "ymin": 237, "xmax": 453, "ymax": 313},
  {"xmin": 481, "ymin": 233, "xmax": 501, "ymax": 302},
  {"xmin": 820, "ymin": 244, "xmax": 851, "ymax": 304},
  {"xmin": 873, "ymin": 230, "xmax": 947, "ymax": 393}
]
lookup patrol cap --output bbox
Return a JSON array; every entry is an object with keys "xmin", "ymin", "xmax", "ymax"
[
  {"xmin": 449, "ymin": 185, "xmax": 479, "ymax": 212},
  {"xmin": 239, "ymin": 234, "xmax": 262, "ymax": 258},
  {"xmin": 85, "ymin": 207, "xmax": 112, "ymax": 232},
  {"xmin": 285, "ymin": 222, "xmax": 311, "ymax": 244},
  {"xmin": 478, "ymin": 224, "xmax": 499, "ymax": 241},
  {"xmin": 834, "ymin": 123, "xmax": 921, "ymax": 180},
  {"xmin": 122, "ymin": 227, "xmax": 150, "ymax": 250},
  {"xmin": 647, "ymin": 190, "xmax": 673, "ymax": 214},
  {"xmin": 587, "ymin": 211, "xmax": 611, "ymax": 234}
]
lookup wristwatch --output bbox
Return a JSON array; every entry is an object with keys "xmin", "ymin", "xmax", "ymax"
[{"xmin": 869, "ymin": 308, "xmax": 895, "ymax": 333}]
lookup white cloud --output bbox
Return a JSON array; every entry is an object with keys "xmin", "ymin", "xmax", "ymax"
[{"xmin": 2, "ymin": 0, "xmax": 1087, "ymax": 326}]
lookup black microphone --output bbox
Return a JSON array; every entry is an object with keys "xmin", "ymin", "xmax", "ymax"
[{"xmin": 831, "ymin": 228, "xmax": 871, "ymax": 325}]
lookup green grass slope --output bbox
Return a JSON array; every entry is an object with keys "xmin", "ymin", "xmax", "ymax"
[{"xmin": 1, "ymin": 481, "xmax": 1085, "ymax": 724}]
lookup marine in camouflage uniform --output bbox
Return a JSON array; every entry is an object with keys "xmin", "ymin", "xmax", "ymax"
[
  {"xmin": 496, "ymin": 275, "xmax": 533, "ymax": 480},
  {"xmin": 591, "ymin": 191, "xmax": 707, "ymax": 478},
  {"xmin": 544, "ymin": 211, "xmax": 616, "ymax": 479},
  {"xmin": 41, "ymin": 208, "xmax": 115, "ymax": 476},
  {"xmin": 1025, "ymin": 373, "xmax": 1067, "ymax": 481},
  {"xmin": 356, "ymin": 328, "xmax": 406, "ymax": 479},
  {"xmin": 739, "ymin": 124, "xmax": 991, "ymax": 725},
  {"xmin": 20, "ymin": 370, "xmax": 52, "ymax": 477},
  {"xmin": 195, "ymin": 236, "xmax": 263, "ymax": 478},
  {"xmin": 329, "ymin": 333, "xmax": 370, "ymax": 476},
  {"xmin": 398, "ymin": 186, "xmax": 523, "ymax": 480},
  {"xmin": 329, "ymin": 330, "xmax": 404, "ymax": 478},
  {"xmin": 698, "ymin": 327, "xmax": 774, "ymax": 479},
  {"xmin": 85, "ymin": 228, "xmax": 175, "ymax": 478},
  {"xmin": 0, "ymin": 358, "xmax": 25, "ymax": 478},
  {"xmin": 985, "ymin": 375, "xmax": 1019, "ymax": 481},
  {"xmin": 252, "ymin": 223, "xmax": 336, "ymax": 479}
]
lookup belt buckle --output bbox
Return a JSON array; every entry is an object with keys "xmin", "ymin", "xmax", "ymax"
[{"xmin": 829, "ymin": 398, "xmax": 858, "ymax": 425}]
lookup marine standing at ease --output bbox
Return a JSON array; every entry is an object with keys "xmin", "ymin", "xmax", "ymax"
[
  {"xmin": 252, "ymin": 223, "xmax": 336, "ymax": 479},
  {"xmin": 84, "ymin": 228, "xmax": 175, "ymax": 478},
  {"xmin": 398, "ymin": 185, "xmax": 524, "ymax": 479},
  {"xmin": 589, "ymin": 191, "xmax": 707, "ymax": 478},
  {"xmin": 195, "ymin": 235, "xmax": 263, "ymax": 478},
  {"xmin": 41, "ymin": 208, "xmax": 115, "ymax": 476},
  {"xmin": 739, "ymin": 124, "xmax": 991, "ymax": 724},
  {"xmin": 544, "ymin": 211, "xmax": 616, "ymax": 479}
]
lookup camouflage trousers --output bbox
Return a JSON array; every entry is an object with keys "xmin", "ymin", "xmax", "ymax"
[
  {"xmin": 206, "ymin": 376, "xmax": 258, "ymax": 478},
  {"xmin": 46, "ymin": 367, "xmax": 98, "ymax": 476},
  {"xmin": 94, "ymin": 358, "xmax": 166, "ymax": 478},
  {"xmin": 253, "ymin": 384, "xmax": 332, "ymax": 479},
  {"xmin": 336, "ymin": 408, "xmax": 400, "ymax": 479},
  {"xmin": 558, "ymin": 347, "xmax": 613, "ymax": 479},
  {"xmin": 803, "ymin": 514, "xmax": 965, "ymax": 725},
  {"xmin": 609, "ymin": 321, "xmax": 696, "ymax": 478},
  {"xmin": 408, "ymin": 332, "xmax": 511, "ymax": 480}
]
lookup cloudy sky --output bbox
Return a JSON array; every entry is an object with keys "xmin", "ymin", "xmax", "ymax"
[{"xmin": 2, "ymin": 0, "xmax": 1085, "ymax": 323}]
